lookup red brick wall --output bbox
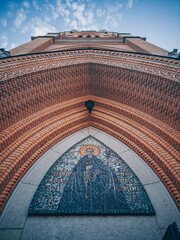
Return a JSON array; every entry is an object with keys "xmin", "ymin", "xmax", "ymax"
[
  {"xmin": 10, "ymin": 37, "xmax": 53, "ymax": 56},
  {"xmin": 91, "ymin": 63, "xmax": 179, "ymax": 131},
  {"xmin": 1, "ymin": 63, "xmax": 179, "ymax": 131},
  {"xmin": 125, "ymin": 38, "xmax": 169, "ymax": 56},
  {"xmin": 1, "ymin": 63, "xmax": 91, "ymax": 131}
]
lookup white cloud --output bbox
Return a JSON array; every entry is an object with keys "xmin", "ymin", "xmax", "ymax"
[
  {"xmin": 40, "ymin": 0, "xmax": 96, "ymax": 29},
  {"xmin": 95, "ymin": 1, "xmax": 123, "ymax": 30},
  {"xmin": 21, "ymin": 17, "xmax": 57, "ymax": 36},
  {"xmin": 0, "ymin": 34, "xmax": 8, "ymax": 49},
  {"xmin": 23, "ymin": 1, "xmax": 30, "ymax": 8},
  {"xmin": 119, "ymin": 13, "xmax": 123, "ymax": 22},
  {"xmin": 47, "ymin": 0, "xmax": 70, "ymax": 21},
  {"xmin": 14, "ymin": 8, "xmax": 27, "ymax": 28},
  {"xmin": 73, "ymin": 4, "xmax": 86, "ymax": 26},
  {"xmin": 105, "ymin": 13, "xmax": 123, "ymax": 28},
  {"xmin": 9, "ymin": 42, "xmax": 17, "ymax": 49},
  {"xmin": 33, "ymin": 0, "xmax": 39, "ymax": 10},
  {"xmin": 85, "ymin": 10, "xmax": 93, "ymax": 24},
  {"xmin": 70, "ymin": 20, "xmax": 78, "ymax": 29},
  {"xmin": 30, "ymin": 0, "xmax": 97, "ymax": 30},
  {"xmin": 66, "ymin": 0, "xmax": 72, "ymax": 9},
  {"xmin": 70, "ymin": 2, "xmax": 97, "ymax": 29},
  {"xmin": 96, "ymin": 8, "xmax": 104, "ymax": 17},
  {"xmin": 44, "ymin": 15, "xmax": 51, "ymax": 22},
  {"xmin": 127, "ymin": 0, "xmax": 133, "ymax": 8},
  {"xmin": 65, "ymin": 17, "xmax": 70, "ymax": 25},
  {"xmin": 1, "ymin": 18, "xmax": 7, "ymax": 27},
  {"xmin": 106, "ymin": 2, "xmax": 122, "ymax": 14},
  {"xmin": 8, "ymin": 2, "xmax": 18, "ymax": 9},
  {"xmin": 48, "ymin": 3, "xmax": 55, "ymax": 11},
  {"xmin": 53, "ymin": 12, "xmax": 59, "ymax": 21},
  {"xmin": 32, "ymin": 24, "xmax": 56, "ymax": 36},
  {"xmin": 1, "ymin": 42, "xmax": 8, "ymax": 48},
  {"xmin": 48, "ymin": 3, "xmax": 59, "ymax": 20},
  {"xmin": 7, "ymin": 11, "xmax": 13, "ymax": 18},
  {"xmin": 56, "ymin": 0, "xmax": 70, "ymax": 17},
  {"xmin": 72, "ymin": 2, "xmax": 78, "ymax": 10}
]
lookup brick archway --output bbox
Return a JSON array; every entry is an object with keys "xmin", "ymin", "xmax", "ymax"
[{"xmin": 0, "ymin": 50, "xmax": 179, "ymax": 213}]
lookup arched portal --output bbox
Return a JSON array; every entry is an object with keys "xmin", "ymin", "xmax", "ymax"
[
  {"xmin": 0, "ymin": 49, "xmax": 179, "ymax": 238},
  {"xmin": 0, "ymin": 128, "xmax": 179, "ymax": 240}
]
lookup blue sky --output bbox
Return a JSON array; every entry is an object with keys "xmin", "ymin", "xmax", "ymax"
[{"xmin": 0, "ymin": 0, "xmax": 180, "ymax": 52}]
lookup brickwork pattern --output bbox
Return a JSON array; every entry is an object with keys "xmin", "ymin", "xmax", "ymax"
[
  {"xmin": 1, "ymin": 63, "xmax": 91, "ymax": 130},
  {"xmin": 125, "ymin": 38, "xmax": 169, "ymax": 56},
  {"xmin": 10, "ymin": 38, "xmax": 53, "ymax": 56},
  {"xmin": 1, "ymin": 51, "xmax": 179, "ymax": 131},
  {"xmin": 0, "ymin": 50, "xmax": 179, "ymax": 213},
  {"xmin": 1, "ymin": 50, "xmax": 179, "ymax": 82}
]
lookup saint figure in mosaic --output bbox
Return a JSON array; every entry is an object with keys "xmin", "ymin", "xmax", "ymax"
[
  {"xmin": 29, "ymin": 136, "xmax": 155, "ymax": 215},
  {"xmin": 57, "ymin": 145, "xmax": 129, "ymax": 214}
]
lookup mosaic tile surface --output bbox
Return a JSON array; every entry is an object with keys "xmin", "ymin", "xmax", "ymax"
[{"xmin": 29, "ymin": 136, "xmax": 155, "ymax": 215}]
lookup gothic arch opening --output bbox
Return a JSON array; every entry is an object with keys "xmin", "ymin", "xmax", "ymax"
[
  {"xmin": 0, "ymin": 128, "xmax": 179, "ymax": 239},
  {"xmin": 0, "ymin": 46, "xmax": 179, "ymax": 239}
]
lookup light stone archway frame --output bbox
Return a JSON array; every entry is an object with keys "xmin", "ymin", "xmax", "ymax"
[{"xmin": 0, "ymin": 127, "xmax": 179, "ymax": 240}]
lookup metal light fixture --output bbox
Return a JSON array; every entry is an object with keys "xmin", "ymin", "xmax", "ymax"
[{"xmin": 85, "ymin": 100, "xmax": 94, "ymax": 113}]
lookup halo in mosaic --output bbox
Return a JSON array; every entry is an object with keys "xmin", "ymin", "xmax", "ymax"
[{"xmin": 29, "ymin": 136, "xmax": 155, "ymax": 215}]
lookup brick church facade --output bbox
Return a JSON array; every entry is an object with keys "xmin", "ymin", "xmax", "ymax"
[{"xmin": 0, "ymin": 30, "xmax": 179, "ymax": 239}]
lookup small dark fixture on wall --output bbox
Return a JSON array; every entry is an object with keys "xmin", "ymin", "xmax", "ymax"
[{"xmin": 85, "ymin": 100, "xmax": 94, "ymax": 113}]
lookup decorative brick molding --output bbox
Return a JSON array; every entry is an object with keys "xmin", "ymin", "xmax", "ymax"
[
  {"xmin": 1, "ymin": 50, "xmax": 180, "ymax": 81},
  {"xmin": 0, "ymin": 49, "xmax": 179, "ymax": 213}
]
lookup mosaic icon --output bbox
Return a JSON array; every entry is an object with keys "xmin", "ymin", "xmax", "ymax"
[{"xmin": 29, "ymin": 136, "xmax": 155, "ymax": 215}]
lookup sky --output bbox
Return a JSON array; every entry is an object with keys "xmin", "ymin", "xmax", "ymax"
[{"xmin": 0, "ymin": 0, "xmax": 180, "ymax": 52}]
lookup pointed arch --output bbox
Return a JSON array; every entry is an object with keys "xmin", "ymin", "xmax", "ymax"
[{"xmin": 0, "ymin": 50, "xmax": 179, "ymax": 213}]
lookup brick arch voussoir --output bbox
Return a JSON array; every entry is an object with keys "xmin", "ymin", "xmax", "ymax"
[
  {"xmin": 0, "ymin": 104, "xmax": 179, "ymax": 213},
  {"xmin": 1, "ymin": 95, "xmax": 180, "ymax": 213}
]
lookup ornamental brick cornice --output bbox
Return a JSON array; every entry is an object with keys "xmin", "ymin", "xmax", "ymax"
[{"xmin": 0, "ymin": 49, "xmax": 180, "ymax": 82}]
